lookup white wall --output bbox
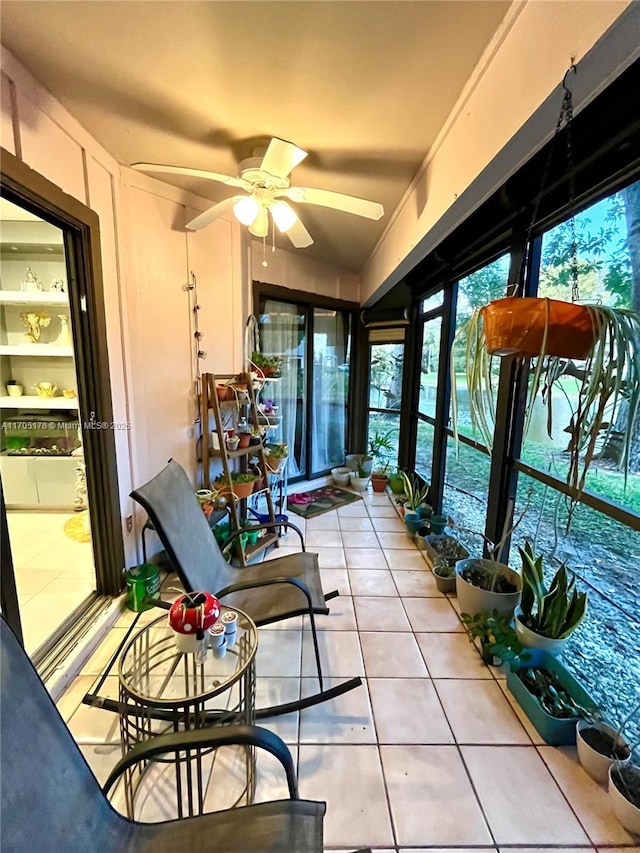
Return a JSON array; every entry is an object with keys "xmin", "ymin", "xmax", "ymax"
[
  {"xmin": 251, "ymin": 238, "xmax": 360, "ymax": 303},
  {"xmin": 0, "ymin": 46, "xmax": 250, "ymax": 564},
  {"xmin": 0, "ymin": 44, "xmax": 356, "ymax": 568},
  {"xmin": 361, "ymin": 0, "xmax": 639, "ymax": 304}
]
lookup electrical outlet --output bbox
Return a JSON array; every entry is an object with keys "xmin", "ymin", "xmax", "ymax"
[{"xmin": 126, "ymin": 515, "xmax": 133, "ymax": 534}]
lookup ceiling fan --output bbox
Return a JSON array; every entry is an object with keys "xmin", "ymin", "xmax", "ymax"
[{"xmin": 131, "ymin": 137, "xmax": 384, "ymax": 248}]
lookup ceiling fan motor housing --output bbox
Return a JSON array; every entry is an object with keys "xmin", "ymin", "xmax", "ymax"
[{"xmin": 238, "ymin": 157, "xmax": 291, "ymax": 190}]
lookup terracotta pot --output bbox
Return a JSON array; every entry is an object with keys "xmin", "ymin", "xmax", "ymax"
[
  {"xmin": 231, "ymin": 479, "xmax": 256, "ymax": 500},
  {"xmin": 480, "ymin": 297, "xmax": 599, "ymax": 359},
  {"xmin": 371, "ymin": 473, "xmax": 389, "ymax": 493},
  {"xmin": 215, "ymin": 385, "xmax": 234, "ymax": 402},
  {"xmin": 238, "ymin": 432, "xmax": 251, "ymax": 449}
]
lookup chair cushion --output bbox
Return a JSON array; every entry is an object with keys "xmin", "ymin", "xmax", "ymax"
[
  {"xmin": 130, "ymin": 799, "xmax": 325, "ymax": 852},
  {"xmin": 219, "ymin": 551, "xmax": 329, "ymax": 625}
]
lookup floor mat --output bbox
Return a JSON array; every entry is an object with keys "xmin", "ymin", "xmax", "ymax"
[
  {"xmin": 64, "ymin": 511, "xmax": 91, "ymax": 543},
  {"xmin": 287, "ymin": 485, "xmax": 362, "ymax": 519}
]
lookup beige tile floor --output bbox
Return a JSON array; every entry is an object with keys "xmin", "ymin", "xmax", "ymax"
[
  {"xmin": 7, "ymin": 511, "xmax": 96, "ymax": 654},
  {"xmin": 55, "ymin": 491, "xmax": 640, "ymax": 852}
]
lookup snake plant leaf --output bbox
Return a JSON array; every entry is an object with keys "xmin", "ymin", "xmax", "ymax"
[{"xmin": 558, "ymin": 590, "xmax": 588, "ymax": 639}]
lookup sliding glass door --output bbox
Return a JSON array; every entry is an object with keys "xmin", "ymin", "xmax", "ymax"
[{"xmin": 257, "ymin": 291, "xmax": 352, "ymax": 482}]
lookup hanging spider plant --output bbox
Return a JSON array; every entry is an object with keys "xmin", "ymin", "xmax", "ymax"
[{"xmin": 451, "ymin": 302, "xmax": 640, "ymax": 499}]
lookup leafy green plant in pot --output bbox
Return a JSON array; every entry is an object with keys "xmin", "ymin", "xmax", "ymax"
[
  {"xmin": 451, "ymin": 302, "xmax": 640, "ymax": 528},
  {"xmin": 369, "ymin": 430, "xmax": 395, "ymax": 492},
  {"xmin": 515, "ymin": 541, "xmax": 588, "ymax": 657},
  {"xmin": 461, "ymin": 610, "xmax": 529, "ymax": 667},
  {"xmin": 399, "ymin": 472, "xmax": 431, "ymax": 516}
]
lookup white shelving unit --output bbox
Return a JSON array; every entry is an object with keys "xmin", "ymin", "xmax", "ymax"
[
  {"xmin": 0, "ymin": 395, "xmax": 79, "ymax": 409},
  {"xmin": 1, "ymin": 229, "xmax": 81, "ymax": 509},
  {"xmin": 0, "ymin": 345, "xmax": 74, "ymax": 357}
]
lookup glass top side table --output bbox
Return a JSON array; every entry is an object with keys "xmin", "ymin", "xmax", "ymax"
[{"xmin": 117, "ymin": 606, "xmax": 258, "ymax": 818}]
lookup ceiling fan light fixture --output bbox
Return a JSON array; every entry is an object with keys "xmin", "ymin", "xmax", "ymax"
[
  {"xmin": 270, "ymin": 200, "xmax": 298, "ymax": 233},
  {"xmin": 248, "ymin": 206, "xmax": 269, "ymax": 238},
  {"xmin": 233, "ymin": 195, "xmax": 260, "ymax": 226}
]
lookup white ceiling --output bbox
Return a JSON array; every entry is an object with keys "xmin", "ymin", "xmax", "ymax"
[{"xmin": 1, "ymin": 1, "xmax": 511, "ymax": 273}]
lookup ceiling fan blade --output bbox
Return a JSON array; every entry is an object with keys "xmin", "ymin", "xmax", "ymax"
[
  {"xmin": 283, "ymin": 186, "xmax": 384, "ymax": 220},
  {"xmin": 131, "ymin": 162, "xmax": 250, "ymax": 190},
  {"xmin": 260, "ymin": 138, "xmax": 307, "ymax": 179},
  {"xmin": 185, "ymin": 196, "xmax": 244, "ymax": 231},
  {"xmin": 284, "ymin": 216, "xmax": 314, "ymax": 249}
]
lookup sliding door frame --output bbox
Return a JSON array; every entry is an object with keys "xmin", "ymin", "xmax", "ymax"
[
  {"xmin": 1, "ymin": 148, "xmax": 125, "ymax": 617},
  {"xmin": 253, "ymin": 281, "xmax": 359, "ymax": 481}
]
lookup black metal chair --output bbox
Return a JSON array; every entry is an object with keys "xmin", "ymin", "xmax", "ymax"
[
  {"xmin": 119, "ymin": 458, "xmax": 361, "ymax": 717},
  {"xmin": 0, "ymin": 617, "xmax": 326, "ymax": 853}
]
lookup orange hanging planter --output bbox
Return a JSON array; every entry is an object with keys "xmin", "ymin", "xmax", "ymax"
[{"xmin": 480, "ymin": 297, "xmax": 599, "ymax": 359}]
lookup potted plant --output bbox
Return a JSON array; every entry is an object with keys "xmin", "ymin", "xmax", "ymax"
[
  {"xmin": 454, "ymin": 503, "xmax": 528, "ymax": 618},
  {"xmin": 371, "ymin": 461, "xmax": 391, "ymax": 493},
  {"xmin": 506, "ymin": 648, "xmax": 598, "ymax": 745},
  {"xmin": 451, "ymin": 302, "xmax": 640, "ymax": 508},
  {"xmin": 388, "ymin": 470, "xmax": 405, "ymax": 495},
  {"xmin": 576, "ymin": 701, "xmax": 637, "ymax": 784},
  {"xmin": 399, "ymin": 472, "xmax": 431, "ymax": 515},
  {"xmin": 215, "ymin": 471, "xmax": 258, "ymax": 500},
  {"xmin": 432, "ymin": 561, "xmax": 457, "ymax": 594},
  {"xmin": 609, "ymin": 751, "xmax": 640, "ymax": 836},
  {"xmin": 264, "ymin": 442, "xmax": 288, "ymax": 472},
  {"xmin": 423, "ymin": 533, "xmax": 469, "ymax": 570},
  {"xmin": 251, "ymin": 351, "xmax": 283, "ymax": 378},
  {"xmin": 349, "ymin": 461, "xmax": 371, "ymax": 492},
  {"xmin": 515, "ymin": 541, "xmax": 588, "ymax": 656},
  {"xmin": 461, "ymin": 609, "xmax": 528, "ymax": 667},
  {"xmin": 368, "ymin": 430, "xmax": 395, "ymax": 492}
]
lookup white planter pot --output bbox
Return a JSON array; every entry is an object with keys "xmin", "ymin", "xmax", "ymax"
[
  {"xmin": 174, "ymin": 631, "xmax": 205, "ymax": 655},
  {"xmin": 331, "ymin": 466, "xmax": 351, "ymax": 487},
  {"xmin": 349, "ymin": 472, "xmax": 370, "ymax": 491},
  {"xmin": 514, "ymin": 615, "xmax": 568, "ymax": 657},
  {"xmin": 577, "ymin": 719, "xmax": 630, "ymax": 784},
  {"xmin": 455, "ymin": 558, "xmax": 522, "ymax": 617},
  {"xmin": 609, "ymin": 764, "xmax": 640, "ymax": 835}
]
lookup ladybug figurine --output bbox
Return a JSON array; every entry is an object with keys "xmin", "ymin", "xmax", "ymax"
[{"xmin": 169, "ymin": 591, "xmax": 220, "ymax": 654}]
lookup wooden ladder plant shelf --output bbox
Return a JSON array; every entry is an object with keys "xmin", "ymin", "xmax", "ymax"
[{"xmin": 200, "ymin": 371, "xmax": 279, "ymax": 566}]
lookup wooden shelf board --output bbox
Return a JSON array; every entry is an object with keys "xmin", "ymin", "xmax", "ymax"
[
  {"xmin": 244, "ymin": 532, "xmax": 278, "ymax": 559},
  {"xmin": 209, "ymin": 444, "xmax": 264, "ymax": 459}
]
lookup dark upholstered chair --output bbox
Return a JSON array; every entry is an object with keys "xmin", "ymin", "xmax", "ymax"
[
  {"xmin": 0, "ymin": 617, "xmax": 326, "ymax": 853},
  {"xmin": 127, "ymin": 459, "xmax": 362, "ymax": 716}
]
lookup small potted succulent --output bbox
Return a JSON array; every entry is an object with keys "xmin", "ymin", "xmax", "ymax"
[
  {"xmin": 515, "ymin": 541, "xmax": 588, "ymax": 656},
  {"xmin": 432, "ymin": 560, "xmax": 457, "ymax": 594}
]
